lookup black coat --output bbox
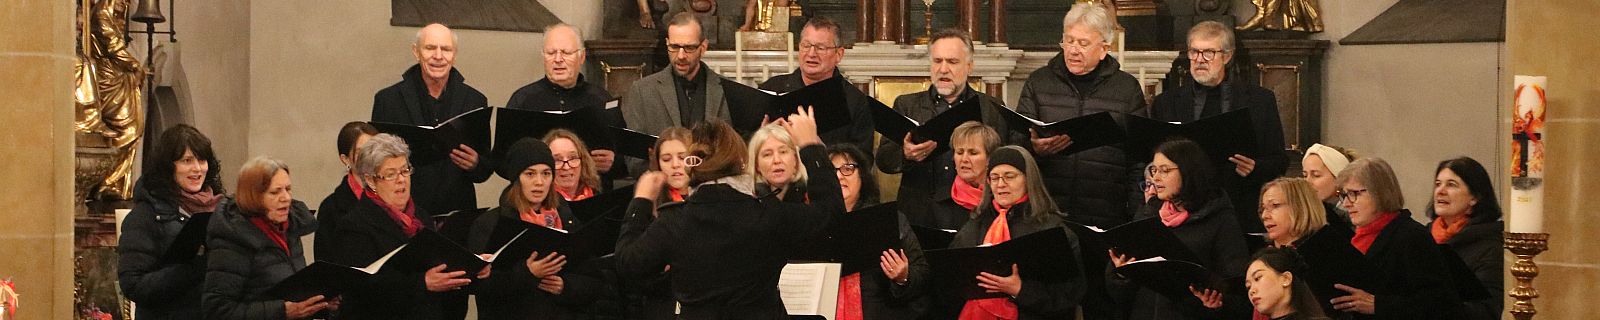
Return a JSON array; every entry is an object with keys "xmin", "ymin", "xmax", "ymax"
[
  {"xmin": 372, "ymin": 64, "xmax": 492, "ymax": 215},
  {"xmin": 318, "ymin": 197, "xmax": 440, "ymax": 320},
  {"xmin": 315, "ymin": 176, "xmax": 360, "ymax": 260},
  {"xmin": 843, "ymin": 201, "xmax": 933, "ymax": 320},
  {"xmin": 1015, "ymin": 54, "xmax": 1149, "ymax": 229},
  {"xmin": 1111, "ymin": 196, "xmax": 1250, "ymax": 320},
  {"xmin": 1149, "ymin": 77, "xmax": 1289, "ymax": 234},
  {"xmin": 759, "ymin": 70, "xmax": 877, "ymax": 148},
  {"xmin": 1357, "ymin": 210, "xmax": 1460, "ymax": 320},
  {"xmin": 465, "ymin": 202, "xmax": 609, "ymax": 320},
  {"xmin": 943, "ymin": 200, "xmax": 1087, "ymax": 320},
  {"xmin": 202, "ymin": 198, "xmax": 317, "ymax": 320},
  {"xmin": 876, "ymin": 86, "xmax": 1011, "ymax": 230},
  {"xmin": 117, "ymin": 180, "xmax": 206, "ymax": 320},
  {"xmin": 1427, "ymin": 217, "xmax": 1502, "ymax": 320},
  {"xmin": 1289, "ymin": 223, "xmax": 1364, "ymax": 319},
  {"xmin": 614, "ymin": 145, "xmax": 844, "ymax": 319}
]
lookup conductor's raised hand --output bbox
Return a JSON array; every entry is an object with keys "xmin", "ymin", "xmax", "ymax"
[
  {"xmin": 634, "ymin": 171, "xmax": 666, "ymax": 202},
  {"xmin": 782, "ymin": 106, "xmax": 823, "ymax": 147}
]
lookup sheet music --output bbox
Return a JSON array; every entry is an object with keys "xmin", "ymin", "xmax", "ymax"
[{"xmin": 778, "ymin": 262, "xmax": 841, "ymax": 319}]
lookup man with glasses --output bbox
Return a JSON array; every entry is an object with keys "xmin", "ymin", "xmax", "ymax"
[
  {"xmin": 622, "ymin": 13, "xmax": 733, "ymax": 137},
  {"xmin": 508, "ymin": 23, "xmax": 630, "ymax": 189},
  {"xmin": 1013, "ymin": 4, "xmax": 1148, "ymax": 230},
  {"xmin": 757, "ymin": 16, "xmax": 875, "ymax": 147},
  {"xmin": 1150, "ymin": 20, "xmax": 1287, "ymax": 233}
]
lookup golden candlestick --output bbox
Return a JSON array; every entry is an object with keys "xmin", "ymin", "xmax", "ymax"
[
  {"xmin": 1505, "ymin": 232, "xmax": 1549, "ymax": 320},
  {"xmin": 914, "ymin": 0, "xmax": 934, "ymax": 44}
]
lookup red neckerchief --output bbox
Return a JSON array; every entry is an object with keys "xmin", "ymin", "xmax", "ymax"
[
  {"xmin": 1430, "ymin": 215, "xmax": 1469, "ymax": 244},
  {"xmin": 1352, "ymin": 212, "xmax": 1400, "ymax": 254},
  {"xmin": 1159, "ymin": 201, "xmax": 1191, "ymax": 228},
  {"xmin": 520, "ymin": 207, "xmax": 565, "ymax": 230},
  {"xmin": 346, "ymin": 173, "xmax": 365, "ymax": 200},
  {"xmin": 248, "ymin": 216, "xmax": 290, "ymax": 255},
  {"xmin": 558, "ymin": 186, "xmax": 595, "ymax": 202},
  {"xmin": 958, "ymin": 196, "xmax": 1028, "ymax": 320},
  {"xmin": 669, "ymin": 188, "xmax": 686, "ymax": 202},
  {"xmin": 364, "ymin": 188, "xmax": 421, "ymax": 237},
  {"xmin": 951, "ymin": 177, "xmax": 985, "ymax": 210},
  {"xmin": 836, "ymin": 273, "xmax": 864, "ymax": 320}
]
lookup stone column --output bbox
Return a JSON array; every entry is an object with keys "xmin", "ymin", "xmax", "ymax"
[
  {"xmin": 0, "ymin": 0, "xmax": 80, "ymax": 318},
  {"xmin": 958, "ymin": 0, "xmax": 980, "ymax": 43},
  {"xmin": 856, "ymin": 0, "xmax": 872, "ymax": 44},
  {"xmin": 989, "ymin": 0, "xmax": 1008, "ymax": 45},
  {"xmin": 873, "ymin": 0, "xmax": 897, "ymax": 43}
]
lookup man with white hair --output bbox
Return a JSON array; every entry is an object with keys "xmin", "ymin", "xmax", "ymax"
[
  {"xmin": 506, "ymin": 23, "xmax": 629, "ymax": 188},
  {"xmin": 1150, "ymin": 20, "xmax": 1287, "ymax": 234},
  {"xmin": 1014, "ymin": 4, "xmax": 1147, "ymax": 229}
]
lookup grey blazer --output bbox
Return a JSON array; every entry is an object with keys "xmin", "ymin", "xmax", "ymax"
[{"xmin": 620, "ymin": 67, "xmax": 732, "ymax": 135}]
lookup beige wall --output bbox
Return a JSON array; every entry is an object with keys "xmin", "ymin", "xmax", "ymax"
[
  {"xmin": 0, "ymin": 0, "xmax": 79, "ymax": 317},
  {"xmin": 1506, "ymin": 0, "xmax": 1600, "ymax": 318}
]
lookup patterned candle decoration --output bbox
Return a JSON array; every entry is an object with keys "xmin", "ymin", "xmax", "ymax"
[
  {"xmin": 1510, "ymin": 75, "xmax": 1547, "ymax": 233},
  {"xmin": 0, "ymin": 277, "xmax": 16, "ymax": 320}
]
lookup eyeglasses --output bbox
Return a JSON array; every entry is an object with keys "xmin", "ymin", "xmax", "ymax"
[
  {"xmin": 543, "ymin": 49, "xmax": 584, "ymax": 59},
  {"xmin": 1145, "ymin": 165, "xmax": 1180, "ymax": 179},
  {"xmin": 835, "ymin": 163, "xmax": 859, "ymax": 177},
  {"xmin": 1061, "ymin": 37, "xmax": 1106, "ymax": 52},
  {"xmin": 372, "ymin": 166, "xmax": 414, "ymax": 182},
  {"xmin": 988, "ymin": 172, "xmax": 1023, "ymax": 185},
  {"xmin": 1337, "ymin": 188, "xmax": 1369, "ymax": 204},
  {"xmin": 666, "ymin": 43, "xmax": 703, "ymax": 54},
  {"xmin": 555, "ymin": 157, "xmax": 582, "ymax": 169},
  {"xmin": 799, "ymin": 42, "xmax": 841, "ymax": 53},
  {"xmin": 1186, "ymin": 49, "xmax": 1230, "ymax": 62}
]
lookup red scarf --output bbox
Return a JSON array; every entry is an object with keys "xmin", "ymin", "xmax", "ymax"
[
  {"xmin": 951, "ymin": 177, "xmax": 985, "ymax": 210},
  {"xmin": 346, "ymin": 173, "xmax": 365, "ymax": 200},
  {"xmin": 521, "ymin": 207, "xmax": 565, "ymax": 230},
  {"xmin": 1159, "ymin": 201, "xmax": 1191, "ymax": 228},
  {"xmin": 248, "ymin": 216, "xmax": 290, "ymax": 256},
  {"xmin": 1430, "ymin": 215, "xmax": 1469, "ymax": 244},
  {"xmin": 558, "ymin": 186, "xmax": 595, "ymax": 202},
  {"xmin": 364, "ymin": 189, "xmax": 422, "ymax": 237},
  {"xmin": 836, "ymin": 273, "xmax": 864, "ymax": 320},
  {"xmin": 957, "ymin": 196, "xmax": 1027, "ymax": 320},
  {"xmin": 669, "ymin": 188, "xmax": 686, "ymax": 202},
  {"xmin": 1351, "ymin": 212, "xmax": 1400, "ymax": 254}
]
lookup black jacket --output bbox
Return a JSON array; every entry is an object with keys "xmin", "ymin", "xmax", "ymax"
[
  {"xmin": 614, "ymin": 145, "xmax": 844, "ymax": 319},
  {"xmin": 465, "ymin": 201, "xmax": 608, "ymax": 320},
  {"xmin": 1149, "ymin": 77, "xmax": 1289, "ymax": 233},
  {"xmin": 372, "ymin": 64, "xmax": 492, "ymax": 215},
  {"xmin": 1427, "ymin": 217, "xmax": 1503, "ymax": 320},
  {"xmin": 876, "ymin": 86, "xmax": 1011, "ymax": 230},
  {"xmin": 759, "ymin": 70, "xmax": 877, "ymax": 148},
  {"xmin": 318, "ymin": 197, "xmax": 440, "ymax": 320},
  {"xmin": 1289, "ymin": 223, "xmax": 1364, "ymax": 319},
  {"xmin": 315, "ymin": 176, "xmax": 360, "ymax": 260},
  {"xmin": 202, "ymin": 198, "xmax": 318, "ymax": 320},
  {"xmin": 1015, "ymin": 54, "xmax": 1149, "ymax": 229},
  {"xmin": 117, "ymin": 180, "xmax": 206, "ymax": 320},
  {"xmin": 1111, "ymin": 196, "xmax": 1250, "ymax": 320},
  {"xmin": 1357, "ymin": 210, "xmax": 1460, "ymax": 320},
  {"xmin": 943, "ymin": 200, "xmax": 1087, "ymax": 320}
]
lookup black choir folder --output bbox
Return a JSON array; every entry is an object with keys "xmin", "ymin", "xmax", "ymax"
[
  {"xmin": 1070, "ymin": 218, "xmax": 1202, "ymax": 264},
  {"xmin": 568, "ymin": 185, "xmax": 638, "ymax": 223},
  {"xmin": 434, "ymin": 207, "xmax": 489, "ymax": 244},
  {"xmin": 160, "ymin": 212, "xmax": 214, "ymax": 263},
  {"xmin": 871, "ymin": 98, "xmax": 982, "ymax": 155},
  {"xmin": 926, "ymin": 227, "xmax": 1079, "ymax": 299},
  {"xmin": 792, "ymin": 202, "xmax": 905, "ymax": 275},
  {"xmin": 997, "ymin": 109, "xmax": 1127, "ymax": 155},
  {"xmin": 910, "ymin": 225, "xmax": 957, "ymax": 250},
  {"xmin": 494, "ymin": 106, "xmax": 618, "ymax": 160},
  {"xmin": 1112, "ymin": 257, "xmax": 1232, "ymax": 302},
  {"xmin": 372, "ymin": 106, "xmax": 493, "ymax": 165},
  {"xmin": 609, "ymin": 126, "xmax": 660, "ymax": 160},
  {"xmin": 720, "ymin": 76, "xmax": 853, "ymax": 133},
  {"xmin": 482, "ymin": 212, "xmax": 623, "ymax": 268},
  {"xmin": 266, "ymin": 229, "xmax": 490, "ymax": 301},
  {"xmin": 1126, "ymin": 108, "xmax": 1258, "ymax": 164}
]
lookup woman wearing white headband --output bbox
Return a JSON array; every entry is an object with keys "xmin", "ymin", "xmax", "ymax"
[{"xmin": 1301, "ymin": 143, "xmax": 1358, "ymax": 230}]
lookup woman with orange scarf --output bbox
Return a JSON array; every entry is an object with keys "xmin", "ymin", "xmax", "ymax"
[{"xmin": 1424, "ymin": 157, "xmax": 1503, "ymax": 320}]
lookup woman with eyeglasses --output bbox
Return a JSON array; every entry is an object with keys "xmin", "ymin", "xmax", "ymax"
[
  {"xmin": 1301, "ymin": 143, "xmax": 1360, "ymax": 230},
  {"xmin": 1110, "ymin": 139, "xmax": 1249, "ymax": 320},
  {"xmin": 1255, "ymin": 177, "xmax": 1364, "ymax": 318},
  {"xmin": 828, "ymin": 143, "xmax": 932, "ymax": 319},
  {"xmin": 543, "ymin": 129, "xmax": 604, "ymax": 201},
  {"xmin": 317, "ymin": 134, "xmax": 485, "ymax": 320},
  {"xmin": 1324, "ymin": 157, "xmax": 1459, "ymax": 319},
  {"xmin": 1425, "ymin": 157, "xmax": 1503, "ymax": 320}
]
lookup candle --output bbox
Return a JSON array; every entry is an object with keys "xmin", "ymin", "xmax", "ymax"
[{"xmin": 1509, "ymin": 75, "xmax": 1547, "ymax": 233}]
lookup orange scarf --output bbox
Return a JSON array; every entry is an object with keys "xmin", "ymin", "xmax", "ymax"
[
  {"xmin": 558, "ymin": 186, "xmax": 595, "ymax": 202},
  {"xmin": 1352, "ymin": 212, "xmax": 1399, "ymax": 254},
  {"xmin": 1159, "ymin": 201, "xmax": 1191, "ymax": 228},
  {"xmin": 1430, "ymin": 215, "xmax": 1469, "ymax": 244},
  {"xmin": 951, "ymin": 177, "xmax": 985, "ymax": 210},
  {"xmin": 669, "ymin": 188, "xmax": 686, "ymax": 202},
  {"xmin": 520, "ymin": 207, "xmax": 564, "ymax": 230},
  {"xmin": 957, "ymin": 196, "xmax": 1027, "ymax": 320}
]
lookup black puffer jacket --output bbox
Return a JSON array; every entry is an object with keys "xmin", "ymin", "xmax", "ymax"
[
  {"xmin": 1110, "ymin": 196, "xmax": 1250, "ymax": 320},
  {"xmin": 1427, "ymin": 216, "xmax": 1503, "ymax": 320},
  {"xmin": 117, "ymin": 180, "xmax": 206, "ymax": 320},
  {"xmin": 202, "ymin": 198, "xmax": 317, "ymax": 320},
  {"xmin": 1015, "ymin": 54, "xmax": 1149, "ymax": 228}
]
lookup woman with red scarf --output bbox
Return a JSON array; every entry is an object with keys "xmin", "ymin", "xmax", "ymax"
[
  {"xmin": 1110, "ymin": 139, "xmax": 1249, "ymax": 320},
  {"xmin": 828, "ymin": 143, "xmax": 932, "ymax": 319},
  {"xmin": 946, "ymin": 146, "xmax": 1086, "ymax": 320},
  {"xmin": 929, "ymin": 122, "xmax": 1003, "ymax": 231},
  {"xmin": 1327, "ymin": 158, "xmax": 1459, "ymax": 319},
  {"xmin": 319, "ymin": 134, "xmax": 483, "ymax": 320},
  {"xmin": 203, "ymin": 157, "xmax": 328, "ymax": 320},
  {"xmin": 317, "ymin": 121, "xmax": 378, "ymax": 259}
]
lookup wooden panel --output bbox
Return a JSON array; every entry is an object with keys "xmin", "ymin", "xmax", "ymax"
[
  {"xmin": 390, "ymin": 0, "xmax": 563, "ymax": 32},
  {"xmin": 1257, "ymin": 63, "xmax": 1303, "ymax": 150}
]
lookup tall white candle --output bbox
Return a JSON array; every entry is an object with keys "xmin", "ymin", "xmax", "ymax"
[{"xmin": 1509, "ymin": 75, "xmax": 1547, "ymax": 233}]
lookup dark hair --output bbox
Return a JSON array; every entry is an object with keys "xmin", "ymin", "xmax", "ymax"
[
  {"xmin": 688, "ymin": 121, "xmax": 747, "ymax": 185},
  {"xmin": 143, "ymin": 124, "xmax": 226, "ymax": 200},
  {"xmin": 929, "ymin": 28, "xmax": 975, "ymax": 55},
  {"xmin": 1154, "ymin": 139, "xmax": 1219, "ymax": 210},
  {"xmin": 827, "ymin": 143, "xmax": 879, "ymax": 207},
  {"xmin": 1250, "ymin": 247, "xmax": 1328, "ymax": 318},
  {"xmin": 337, "ymin": 122, "xmax": 379, "ymax": 156},
  {"xmin": 802, "ymin": 16, "xmax": 842, "ymax": 45},
  {"xmin": 1426, "ymin": 156, "xmax": 1502, "ymax": 222}
]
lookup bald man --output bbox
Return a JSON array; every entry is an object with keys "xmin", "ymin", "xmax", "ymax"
[{"xmin": 506, "ymin": 24, "xmax": 630, "ymax": 188}]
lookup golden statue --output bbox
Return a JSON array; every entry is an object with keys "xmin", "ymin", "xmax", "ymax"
[
  {"xmin": 75, "ymin": 0, "xmax": 146, "ymax": 201},
  {"xmin": 1238, "ymin": 0, "xmax": 1323, "ymax": 32}
]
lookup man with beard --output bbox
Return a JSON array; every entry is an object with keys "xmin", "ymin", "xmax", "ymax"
[
  {"xmin": 1149, "ymin": 21, "xmax": 1287, "ymax": 233},
  {"xmin": 507, "ymin": 23, "xmax": 630, "ymax": 189},
  {"xmin": 621, "ymin": 13, "xmax": 733, "ymax": 137},
  {"xmin": 758, "ymin": 16, "xmax": 875, "ymax": 148}
]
